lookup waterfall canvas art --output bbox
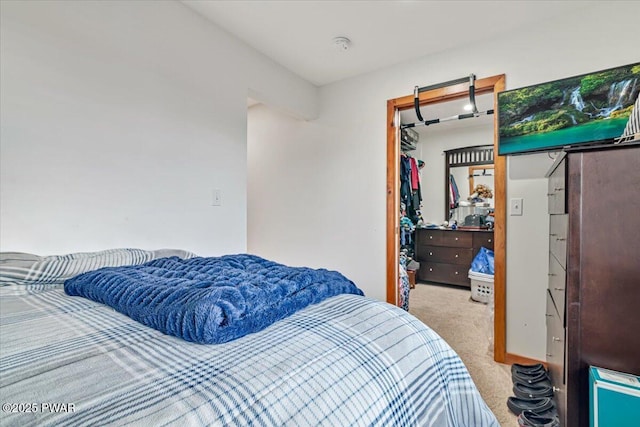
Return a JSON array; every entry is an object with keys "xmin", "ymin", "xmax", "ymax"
[{"xmin": 498, "ymin": 62, "xmax": 640, "ymax": 155}]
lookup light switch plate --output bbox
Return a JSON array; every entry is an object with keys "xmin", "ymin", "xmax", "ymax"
[{"xmin": 510, "ymin": 198, "xmax": 523, "ymax": 216}]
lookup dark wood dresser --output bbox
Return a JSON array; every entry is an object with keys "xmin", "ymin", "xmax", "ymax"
[
  {"xmin": 414, "ymin": 228, "xmax": 494, "ymax": 287},
  {"xmin": 545, "ymin": 142, "xmax": 640, "ymax": 427}
]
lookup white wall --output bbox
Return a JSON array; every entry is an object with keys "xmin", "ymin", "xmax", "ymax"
[
  {"xmin": 0, "ymin": 0, "xmax": 317, "ymax": 256},
  {"xmin": 248, "ymin": 1, "xmax": 640, "ymax": 359},
  {"xmin": 248, "ymin": 104, "xmax": 362, "ymax": 274}
]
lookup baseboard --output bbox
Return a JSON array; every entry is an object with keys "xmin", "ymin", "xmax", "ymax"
[{"xmin": 504, "ymin": 352, "xmax": 547, "ymax": 368}]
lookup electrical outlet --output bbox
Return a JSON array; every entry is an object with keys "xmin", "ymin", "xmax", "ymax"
[{"xmin": 510, "ymin": 198, "xmax": 523, "ymax": 216}]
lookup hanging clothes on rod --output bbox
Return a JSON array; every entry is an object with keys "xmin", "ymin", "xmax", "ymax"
[
  {"xmin": 401, "ymin": 74, "xmax": 494, "ymax": 129},
  {"xmin": 400, "ymin": 153, "xmax": 423, "ymax": 225},
  {"xmin": 400, "ymin": 153, "xmax": 412, "ymax": 210}
]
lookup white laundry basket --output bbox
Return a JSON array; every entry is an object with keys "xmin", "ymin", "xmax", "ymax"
[{"xmin": 468, "ymin": 270, "xmax": 494, "ymax": 304}]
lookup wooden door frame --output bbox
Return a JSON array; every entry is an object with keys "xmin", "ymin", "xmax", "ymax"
[{"xmin": 386, "ymin": 74, "xmax": 507, "ymax": 363}]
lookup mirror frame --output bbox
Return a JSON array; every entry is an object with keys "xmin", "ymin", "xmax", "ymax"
[{"xmin": 468, "ymin": 165, "xmax": 495, "ymax": 195}]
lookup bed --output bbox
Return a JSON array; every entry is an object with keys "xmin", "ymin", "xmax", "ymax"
[{"xmin": 0, "ymin": 249, "xmax": 498, "ymax": 426}]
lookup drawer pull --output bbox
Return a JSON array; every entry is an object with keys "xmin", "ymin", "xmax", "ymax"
[
  {"xmin": 548, "ymin": 273, "xmax": 556, "ymax": 276},
  {"xmin": 556, "ymin": 237, "xmax": 566, "ymax": 241},
  {"xmin": 429, "ymin": 268, "xmax": 433, "ymax": 272},
  {"xmin": 553, "ymin": 386, "xmax": 561, "ymax": 393},
  {"xmin": 455, "ymin": 237, "xmax": 459, "ymax": 241},
  {"xmin": 546, "ymin": 353, "xmax": 553, "ymax": 357},
  {"xmin": 554, "ymin": 187, "xmax": 564, "ymax": 191},
  {"xmin": 545, "ymin": 314, "xmax": 553, "ymax": 317},
  {"xmin": 455, "ymin": 271, "xmax": 459, "ymax": 275},
  {"xmin": 429, "ymin": 252, "xmax": 433, "ymax": 256},
  {"xmin": 554, "ymin": 287, "xmax": 564, "ymax": 291},
  {"xmin": 552, "ymin": 336, "xmax": 561, "ymax": 342},
  {"xmin": 487, "ymin": 239, "xmax": 492, "ymax": 243},
  {"xmin": 547, "ymin": 193, "xmax": 554, "ymax": 196},
  {"xmin": 550, "ymin": 233, "xmax": 557, "ymax": 237},
  {"xmin": 429, "ymin": 236, "xmax": 433, "ymax": 239},
  {"xmin": 455, "ymin": 254, "xmax": 459, "ymax": 258}
]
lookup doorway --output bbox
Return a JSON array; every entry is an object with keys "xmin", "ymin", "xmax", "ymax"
[{"xmin": 385, "ymin": 74, "xmax": 507, "ymax": 362}]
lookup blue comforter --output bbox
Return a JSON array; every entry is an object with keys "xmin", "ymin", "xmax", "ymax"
[{"xmin": 64, "ymin": 254, "xmax": 363, "ymax": 344}]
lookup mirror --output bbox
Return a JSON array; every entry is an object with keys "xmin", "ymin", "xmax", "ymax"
[{"xmin": 444, "ymin": 145, "xmax": 494, "ymax": 228}]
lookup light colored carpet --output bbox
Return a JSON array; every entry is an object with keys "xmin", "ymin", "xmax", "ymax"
[{"xmin": 409, "ymin": 283, "xmax": 517, "ymax": 427}]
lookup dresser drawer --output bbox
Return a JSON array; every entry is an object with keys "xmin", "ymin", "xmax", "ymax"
[
  {"xmin": 416, "ymin": 229, "xmax": 474, "ymax": 248},
  {"xmin": 548, "ymin": 159, "xmax": 566, "ymax": 214},
  {"xmin": 473, "ymin": 232, "xmax": 494, "ymax": 250},
  {"xmin": 416, "ymin": 246, "xmax": 473, "ymax": 265},
  {"xmin": 418, "ymin": 262, "xmax": 470, "ymax": 287},
  {"xmin": 549, "ymin": 214, "xmax": 568, "ymax": 269},
  {"xmin": 546, "ymin": 291, "xmax": 565, "ymax": 386},
  {"xmin": 441, "ymin": 231, "xmax": 473, "ymax": 248},
  {"xmin": 546, "ymin": 334, "xmax": 565, "ymax": 385},
  {"xmin": 548, "ymin": 254, "xmax": 566, "ymax": 322},
  {"xmin": 416, "ymin": 229, "xmax": 444, "ymax": 246}
]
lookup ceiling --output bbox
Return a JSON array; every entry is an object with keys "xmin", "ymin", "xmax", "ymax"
[{"xmin": 182, "ymin": 1, "xmax": 594, "ymax": 87}]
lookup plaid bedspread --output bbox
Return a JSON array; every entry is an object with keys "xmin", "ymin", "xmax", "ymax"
[{"xmin": 0, "ymin": 285, "xmax": 498, "ymax": 426}]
